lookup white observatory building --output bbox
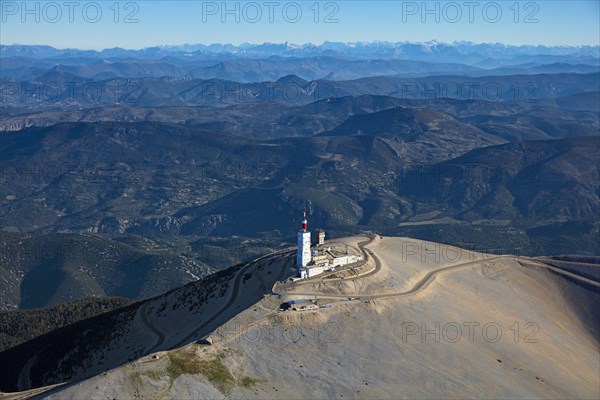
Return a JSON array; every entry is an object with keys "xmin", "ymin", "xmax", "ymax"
[
  {"xmin": 296, "ymin": 208, "xmax": 312, "ymax": 268},
  {"xmin": 294, "ymin": 208, "xmax": 362, "ymax": 280}
]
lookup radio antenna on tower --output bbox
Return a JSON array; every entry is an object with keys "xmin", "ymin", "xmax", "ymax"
[{"xmin": 302, "ymin": 208, "xmax": 308, "ymax": 232}]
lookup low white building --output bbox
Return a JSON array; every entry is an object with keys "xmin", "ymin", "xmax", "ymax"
[
  {"xmin": 288, "ymin": 300, "xmax": 319, "ymax": 311},
  {"xmin": 331, "ymin": 254, "xmax": 363, "ymax": 267},
  {"xmin": 332, "ymin": 255, "xmax": 351, "ymax": 266},
  {"xmin": 299, "ymin": 265, "xmax": 325, "ymax": 279}
]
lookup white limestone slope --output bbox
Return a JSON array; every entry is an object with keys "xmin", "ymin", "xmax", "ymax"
[{"xmin": 34, "ymin": 237, "xmax": 600, "ymax": 399}]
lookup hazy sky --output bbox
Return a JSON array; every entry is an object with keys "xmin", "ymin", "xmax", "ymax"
[{"xmin": 1, "ymin": 1, "xmax": 598, "ymax": 49}]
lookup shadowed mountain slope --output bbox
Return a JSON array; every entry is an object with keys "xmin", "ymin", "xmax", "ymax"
[{"xmin": 0, "ymin": 231, "xmax": 213, "ymax": 310}]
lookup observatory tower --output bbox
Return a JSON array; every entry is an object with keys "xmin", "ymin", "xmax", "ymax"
[{"xmin": 296, "ymin": 208, "xmax": 311, "ymax": 267}]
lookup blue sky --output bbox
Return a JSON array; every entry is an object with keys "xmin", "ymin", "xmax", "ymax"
[{"xmin": 1, "ymin": 1, "xmax": 598, "ymax": 49}]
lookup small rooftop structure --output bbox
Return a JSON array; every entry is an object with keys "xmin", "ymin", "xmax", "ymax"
[{"xmin": 313, "ymin": 229, "xmax": 326, "ymax": 246}]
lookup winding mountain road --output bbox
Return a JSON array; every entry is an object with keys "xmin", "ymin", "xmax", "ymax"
[
  {"xmin": 171, "ymin": 249, "xmax": 295, "ymax": 348},
  {"xmin": 139, "ymin": 302, "xmax": 166, "ymax": 354},
  {"xmin": 274, "ymin": 239, "xmax": 599, "ymax": 302},
  {"xmin": 16, "ymin": 354, "xmax": 36, "ymax": 392},
  {"xmin": 519, "ymin": 259, "xmax": 600, "ymax": 287},
  {"xmin": 273, "ymin": 241, "xmax": 486, "ymax": 301}
]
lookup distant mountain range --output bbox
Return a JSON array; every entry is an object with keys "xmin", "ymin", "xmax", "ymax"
[
  {"xmin": 2, "ymin": 42, "xmax": 599, "ymax": 61},
  {"xmin": 1, "ymin": 42, "xmax": 598, "ymax": 82}
]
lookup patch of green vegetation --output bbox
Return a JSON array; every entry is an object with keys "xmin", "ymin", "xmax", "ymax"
[
  {"xmin": 141, "ymin": 368, "xmax": 165, "ymax": 381},
  {"xmin": 130, "ymin": 371, "xmax": 143, "ymax": 387},
  {"xmin": 166, "ymin": 350, "xmax": 235, "ymax": 394},
  {"xmin": 129, "ymin": 350, "xmax": 260, "ymax": 393},
  {"xmin": 239, "ymin": 376, "xmax": 260, "ymax": 388}
]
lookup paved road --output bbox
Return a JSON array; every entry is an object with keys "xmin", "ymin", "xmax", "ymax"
[
  {"xmin": 275, "ymin": 246, "xmax": 600, "ymax": 302},
  {"xmin": 535, "ymin": 257, "xmax": 600, "ymax": 267},
  {"xmin": 139, "ymin": 302, "xmax": 166, "ymax": 354},
  {"xmin": 354, "ymin": 236, "xmax": 381, "ymax": 279},
  {"xmin": 320, "ymin": 236, "xmax": 381, "ymax": 281},
  {"xmin": 274, "ymin": 246, "xmax": 485, "ymax": 301},
  {"xmin": 172, "ymin": 249, "xmax": 294, "ymax": 348},
  {"xmin": 519, "ymin": 259, "xmax": 600, "ymax": 287},
  {"xmin": 16, "ymin": 353, "xmax": 36, "ymax": 392}
]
